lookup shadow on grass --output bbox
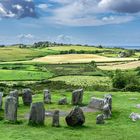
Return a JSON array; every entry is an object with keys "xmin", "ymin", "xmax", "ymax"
[
  {"xmin": 111, "ymin": 110, "xmax": 122, "ymax": 120},
  {"xmin": 3, "ymin": 120, "xmax": 23, "ymax": 125},
  {"xmin": 64, "ymin": 125, "xmax": 92, "ymax": 130}
]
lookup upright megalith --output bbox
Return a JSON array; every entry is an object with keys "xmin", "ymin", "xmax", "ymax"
[
  {"xmin": 65, "ymin": 106, "xmax": 85, "ymax": 127},
  {"xmin": 29, "ymin": 102, "xmax": 45, "ymax": 125},
  {"xmin": 52, "ymin": 110, "xmax": 60, "ymax": 127},
  {"xmin": 5, "ymin": 96, "xmax": 17, "ymax": 122},
  {"xmin": 103, "ymin": 103, "xmax": 112, "ymax": 119},
  {"xmin": 72, "ymin": 89, "xmax": 84, "ymax": 105},
  {"xmin": 104, "ymin": 94, "xmax": 112, "ymax": 111},
  {"xmin": 9, "ymin": 90, "xmax": 19, "ymax": 106},
  {"xmin": 43, "ymin": 89, "xmax": 51, "ymax": 104},
  {"xmin": 22, "ymin": 89, "xmax": 32, "ymax": 106},
  {"xmin": 0, "ymin": 92, "xmax": 3, "ymax": 110}
]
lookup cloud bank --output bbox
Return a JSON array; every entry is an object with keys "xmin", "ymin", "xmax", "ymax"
[
  {"xmin": 0, "ymin": 0, "xmax": 140, "ymax": 26},
  {"xmin": 48, "ymin": 0, "xmax": 138, "ymax": 26},
  {"xmin": 99, "ymin": 0, "xmax": 140, "ymax": 13}
]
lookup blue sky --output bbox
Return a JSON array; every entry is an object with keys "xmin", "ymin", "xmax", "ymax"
[{"xmin": 0, "ymin": 0, "xmax": 140, "ymax": 46}]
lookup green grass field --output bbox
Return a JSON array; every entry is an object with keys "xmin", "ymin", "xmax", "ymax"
[
  {"xmin": 0, "ymin": 91, "xmax": 140, "ymax": 140},
  {"xmin": 0, "ymin": 45, "xmax": 139, "ymax": 140},
  {"xmin": 48, "ymin": 46, "xmax": 107, "ymax": 51},
  {"xmin": 0, "ymin": 69, "xmax": 53, "ymax": 81},
  {"xmin": 0, "ymin": 47, "xmax": 58, "ymax": 62}
]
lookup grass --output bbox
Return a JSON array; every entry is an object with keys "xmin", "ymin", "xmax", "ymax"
[
  {"xmin": 48, "ymin": 46, "xmax": 107, "ymax": 51},
  {"xmin": 0, "ymin": 69, "xmax": 53, "ymax": 81},
  {"xmin": 0, "ymin": 63, "xmax": 107, "ymax": 81},
  {"xmin": 0, "ymin": 45, "xmax": 139, "ymax": 139},
  {"xmin": 0, "ymin": 91, "xmax": 140, "ymax": 140},
  {"xmin": 0, "ymin": 47, "xmax": 58, "ymax": 62}
]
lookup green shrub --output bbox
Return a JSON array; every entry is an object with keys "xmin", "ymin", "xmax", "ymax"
[
  {"xmin": 112, "ymin": 70, "xmax": 127, "ymax": 89},
  {"xmin": 124, "ymin": 84, "xmax": 140, "ymax": 92},
  {"xmin": 112, "ymin": 69, "xmax": 140, "ymax": 91}
]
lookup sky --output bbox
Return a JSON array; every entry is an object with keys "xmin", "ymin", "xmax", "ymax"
[{"xmin": 0, "ymin": 0, "xmax": 140, "ymax": 47}]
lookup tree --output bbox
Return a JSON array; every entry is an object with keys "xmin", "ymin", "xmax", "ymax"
[
  {"xmin": 112, "ymin": 69, "xmax": 140, "ymax": 89},
  {"xmin": 112, "ymin": 70, "xmax": 127, "ymax": 89}
]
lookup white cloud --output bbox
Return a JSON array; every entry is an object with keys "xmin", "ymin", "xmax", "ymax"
[
  {"xmin": 49, "ymin": 0, "xmax": 135, "ymax": 26},
  {"xmin": 0, "ymin": 3, "xmax": 7, "ymax": 16},
  {"xmin": 37, "ymin": 4, "xmax": 48, "ymax": 11},
  {"xmin": 25, "ymin": 0, "xmax": 33, "ymax": 2},
  {"xmin": 12, "ymin": 4, "xmax": 23, "ymax": 10},
  {"xmin": 17, "ymin": 34, "xmax": 34, "ymax": 39},
  {"xmin": 56, "ymin": 34, "xmax": 72, "ymax": 43}
]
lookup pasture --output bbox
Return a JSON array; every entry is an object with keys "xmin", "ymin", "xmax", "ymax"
[
  {"xmin": 47, "ymin": 45, "xmax": 124, "ymax": 53},
  {"xmin": 0, "ymin": 45, "xmax": 139, "ymax": 140},
  {"xmin": 0, "ymin": 47, "xmax": 58, "ymax": 62},
  {"xmin": 0, "ymin": 69, "xmax": 53, "ymax": 81},
  {"xmin": 0, "ymin": 91, "xmax": 140, "ymax": 140}
]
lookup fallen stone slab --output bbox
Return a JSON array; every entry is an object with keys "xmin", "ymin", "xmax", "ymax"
[
  {"xmin": 88, "ymin": 97, "xmax": 104, "ymax": 110},
  {"xmin": 129, "ymin": 112, "xmax": 140, "ymax": 121}
]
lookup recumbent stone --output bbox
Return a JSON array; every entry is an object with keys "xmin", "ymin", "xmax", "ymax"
[
  {"xmin": 58, "ymin": 97, "xmax": 67, "ymax": 105},
  {"xmin": 96, "ymin": 114, "xmax": 105, "ymax": 124}
]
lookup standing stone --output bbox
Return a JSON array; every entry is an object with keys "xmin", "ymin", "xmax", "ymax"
[
  {"xmin": 52, "ymin": 110, "xmax": 60, "ymax": 127},
  {"xmin": 104, "ymin": 94, "xmax": 112, "ymax": 111},
  {"xmin": 72, "ymin": 89, "xmax": 83, "ymax": 105},
  {"xmin": 65, "ymin": 106, "xmax": 85, "ymax": 127},
  {"xmin": 22, "ymin": 89, "xmax": 32, "ymax": 106},
  {"xmin": 44, "ymin": 89, "xmax": 51, "ymax": 104},
  {"xmin": 96, "ymin": 114, "xmax": 105, "ymax": 124},
  {"xmin": 88, "ymin": 97, "xmax": 104, "ymax": 110},
  {"xmin": 5, "ymin": 96, "xmax": 17, "ymax": 122},
  {"xmin": 9, "ymin": 90, "xmax": 19, "ymax": 106},
  {"xmin": 58, "ymin": 97, "xmax": 67, "ymax": 105},
  {"xmin": 0, "ymin": 92, "xmax": 3, "ymax": 110},
  {"xmin": 103, "ymin": 103, "xmax": 111, "ymax": 119},
  {"xmin": 29, "ymin": 102, "xmax": 45, "ymax": 125}
]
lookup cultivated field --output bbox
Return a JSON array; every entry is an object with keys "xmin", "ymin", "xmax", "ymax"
[
  {"xmin": 99, "ymin": 61, "xmax": 140, "ymax": 70},
  {"xmin": 32, "ymin": 54, "xmax": 138, "ymax": 64},
  {"xmin": 50, "ymin": 75, "xmax": 112, "ymax": 88}
]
